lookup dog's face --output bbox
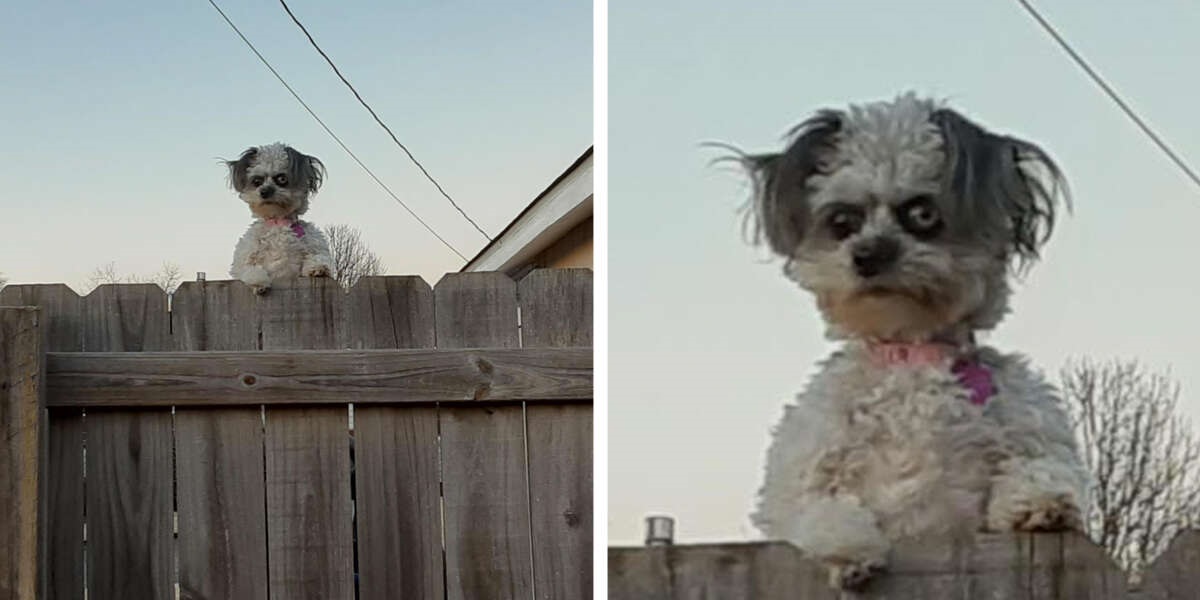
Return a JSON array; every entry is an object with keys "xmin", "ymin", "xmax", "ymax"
[
  {"xmin": 741, "ymin": 94, "xmax": 1067, "ymax": 341},
  {"xmin": 226, "ymin": 143, "xmax": 325, "ymax": 219}
]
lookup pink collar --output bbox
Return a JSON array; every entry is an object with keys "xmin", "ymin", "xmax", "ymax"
[
  {"xmin": 263, "ymin": 217, "xmax": 305, "ymax": 238},
  {"xmin": 867, "ymin": 342, "xmax": 996, "ymax": 406}
]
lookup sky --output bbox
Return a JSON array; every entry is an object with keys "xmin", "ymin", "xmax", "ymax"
[
  {"xmin": 0, "ymin": 0, "xmax": 591, "ymax": 290},
  {"xmin": 609, "ymin": 0, "xmax": 1200, "ymax": 545}
]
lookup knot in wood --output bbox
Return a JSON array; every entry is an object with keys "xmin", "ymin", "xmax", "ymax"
[{"xmin": 241, "ymin": 374, "xmax": 257, "ymax": 387}]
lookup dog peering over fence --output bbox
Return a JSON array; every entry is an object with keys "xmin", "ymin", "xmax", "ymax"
[{"xmin": 0, "ymin": 269, "xmax": 593, "ymax": 600}]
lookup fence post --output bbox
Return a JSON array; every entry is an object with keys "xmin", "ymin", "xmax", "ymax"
[{"xmin": 1, "ymin": 307, "xmax": 46, "ymax": 600}]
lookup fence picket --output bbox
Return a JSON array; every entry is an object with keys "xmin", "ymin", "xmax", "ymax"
[
  {"xmin": 436, "ymin": 272, "xmax": 533, "ymax": 600},
  {"xmin": 172, "ymin": 280, "xmax": 268, "ymax": 600},
  {"xmin": 84, "ymin": 410, "xmax": 174, "ymax": 600},
  {"xmin": 0, "ymin": 286, "xmax": 86, "ymax": 600},
  {"xmin": 1140, "ymin": 531, "xmax": 1200, "ymax": 599},
  {"xmin": 351, "ymin": 276, "xmax": 443, "ymax": 600},
  {"xmin": 78, "ymin": 285, "xmax": 174, "ymax": 600},
  {"xmin": 519, "ymin": 269, "xmax": 593, "ymax": 599},
  {"xmin": 265, "ymin": 406, "xmax": 354, "ymax": 599}
]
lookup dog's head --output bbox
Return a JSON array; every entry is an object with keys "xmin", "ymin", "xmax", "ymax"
[
  {"xmin": 225, "ymin": 143, "xmax": 325, "ymax": 219},
  {"xmin": 737, "ymin": 93, "xmax": 1067, "ymax": 341}
]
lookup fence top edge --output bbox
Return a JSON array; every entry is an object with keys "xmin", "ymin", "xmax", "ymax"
[{"xmin": 0, "ymin": 269, "xmax": 593, "ymax": 299}]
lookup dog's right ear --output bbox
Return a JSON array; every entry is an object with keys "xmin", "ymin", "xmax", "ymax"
[
  {"xmin": 225, "ymin": 147, "xmax": 258, "ymax": 192},
  {"xmin": 738, "ymin": 110, "xmax": 842, "ymax": 258}
]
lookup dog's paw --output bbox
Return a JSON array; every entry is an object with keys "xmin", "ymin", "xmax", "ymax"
[
  {"xmin": 1013, "ymin": 498, "xmax": 1082, "ymax": 532},
  {"xmin": 990, "ymin": 492, "xmax": 1082, "ymax": 532},
  {"xmin": 827, "ymin": 558, "xmax": 886, "ymax": 591},
  {"xmin": 303, "ymin": 264, "xmax": 330, "ymax": 278}
]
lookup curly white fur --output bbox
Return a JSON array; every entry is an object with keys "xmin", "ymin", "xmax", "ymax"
[
  {"xmin": 741, "ymin": 94, "xmax": 1090, "ymax": 590},
  {"xmin": 230, "ymin": 219, "xmax": 333, "ymax": 290},
  {"xmin": 753, "ymin": 344, "xmax": 1088, "ymax": 587},
  {"xmin": 224, "ymin": 143, "xmax": 333, "ymax": 293}
]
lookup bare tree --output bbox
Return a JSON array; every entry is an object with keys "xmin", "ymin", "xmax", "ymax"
[
  {"xmin": 84, "ymin": 261, "xmax": 183, "ymax": 294},
  {"xmin": 1061, "ymin": 359, "xmax": 1200, "ymax": 578},
  {"xmin": 325, "ymin": 224, "xmax": 385, "ymax": 288}
]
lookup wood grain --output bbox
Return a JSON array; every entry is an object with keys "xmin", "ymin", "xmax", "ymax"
[
  {"xmin": 525, "ymin": 406, "xmax": 592, "ymax": 599},
  {"xmin": 354, "ymin": 407, "xmax": 443, "ymax": 599},
  {"xmin": 85, "ymin": 409, "xmax": 174, "ymax": 600},
  {"xmin": 0, "ymin": 308, "xmax": 45, "ymax": 600},
  {"xmin": 1140, "ymin": 530, "xmax": 1200, "ymax": 599},
  {"xmin": 0, "ymin": 284, "xmax": 83, "ymax": 351},
  {"xmin": 81, "ymin": 284, "xmax": 170, "ymax": 352},
  {"xmin": 175, "ymin": 409, "xmax": 268, "ymax": 600},
  {"xmin": 170, "ymin": 280, "xmax": 259, "ymax": 351},
  {"xmin": 519, "ymin": 268, "xmax": 593, "ymax": 599},
  {"xmin": 45, "ymin": 411, "xmax": 84, "ymax": 600},
  {"xmin": 1, "ymin": 287, "xmax": 88, "ymax": 600},
  {"xmin": 171, "ymin": 277, "xmax": 270, "ymax": 600},
  {"xmin": 350, "ymin": 274, "xmax": 442, "ymax": 600},
  {"xmin": 434, "ymin": 272, "xmax": 519, "ymax": 349},
  {"xmin": 436, "ymin": 272, "xmax": 533, "ymax": 600},
  {"xmin": 343, "ymin": 276, "xmax": 435, "ymax": 349},
  {"xmin": 46, "ymin": 348, "xmax": 592, "ymax": 406},
  {"xmin": 259, "ymin": 278, "xmax": 344, "ymax": 350},
  {"xmin": 517, "ymin": 268, "xmax": 592, "ymax": 348},
  {"xmin": 264, "ymin": 407, "xmax": 354, "ymax": 600}
]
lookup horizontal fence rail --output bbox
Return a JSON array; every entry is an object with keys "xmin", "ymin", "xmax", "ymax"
[
  {"xmin": 0, "ymin": 269, "xmax": 594, "ymax": 600},
  {"xmin": 609, "ymin": 532, "xmax": 1200, "ymax": 599},
  {"xmin": 46, "ymin": 347, "xmax": 592, "ymax": 406}
]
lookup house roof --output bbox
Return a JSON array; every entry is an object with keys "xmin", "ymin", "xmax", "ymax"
[{"xmin": 462, "ymin": 146, "xmax": 593, "ymax": 273}]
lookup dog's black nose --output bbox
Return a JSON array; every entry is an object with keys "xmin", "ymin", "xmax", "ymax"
[
  {"xmin": 852, "ymin": 238, "xmax": 900, "ymax": 278},
  {"xmin": 259, "ymin": 186, "xmax": 275, "ymax": 199}
]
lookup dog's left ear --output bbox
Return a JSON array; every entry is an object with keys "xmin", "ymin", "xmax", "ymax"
[
  {"xmin": 930, "ymin": 108, "xmax": 1069, "ymax": 271},
  {"xmin": 284, "ymin": 146, "xmax": 326, "ymax": 193}
]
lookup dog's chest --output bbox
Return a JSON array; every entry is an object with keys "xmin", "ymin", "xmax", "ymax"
[
  {"xmin": 821, "ymin": 364, "xmax": 992, "ymax": 490},
  {"xmin": 249, "ymin": 225, "xmax": 307, "ymax": 268}
]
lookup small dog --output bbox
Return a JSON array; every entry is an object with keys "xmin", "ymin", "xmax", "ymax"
[
  {"xmin": 735, "ymin": 93, "xmax": 1090, "ymax": 590},
  {"xmin": 225, "ymin": 143, "xmax": 334, "ymax": 293}
]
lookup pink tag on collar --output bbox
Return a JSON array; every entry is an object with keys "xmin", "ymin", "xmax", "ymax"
[
  {"xmin": 868, "ymin": 342, "xmax": 996, "ymax": 406},
  {"xmin": 264, "ymin": 217, "xmax": 305, "ymax": 238},
  {"xmin": 951, "ymin": 360, "xmax": 996, "ymax": 406}
]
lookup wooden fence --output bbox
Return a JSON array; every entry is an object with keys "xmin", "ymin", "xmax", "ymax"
[
  {"xmin": 0, "ymin": 269, "xmax": 593, "ymax": 600},
  {"xmin": 609, "ymin": 531, "xmax": 1200, "ymax": 599}
]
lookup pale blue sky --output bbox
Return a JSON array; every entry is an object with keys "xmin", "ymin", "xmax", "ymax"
[
  {"xmin": 1, "ymin": 0, "xmax": 591, "ymax": 288},
  {"xmin": 610, "ymin": 1, "xmax": 1200, "ymax": 544}
]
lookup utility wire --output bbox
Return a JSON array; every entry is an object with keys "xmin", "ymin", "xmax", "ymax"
[
  {"xmin": 204, "ymin": 0, "xmax": 468, "ymax": 261},
  {"xmin": 1015, "ymin": 0, "xmax": 1200, "ymax": 191},
  {"xmin": 278, "ymin": 0, "xmax": 494, "ymax": 241}
]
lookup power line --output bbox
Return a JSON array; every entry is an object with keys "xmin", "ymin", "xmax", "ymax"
[
  {"xmin": 1015, "ymin": 0, "xmax": 1200, "ymax": 191},
  {"xmin": 204, "ymin": 0, "xmax": 468, "ymax": 261},
  {"xmin": 278, "ymin": 0, "xmax": 494, "ymax": 241}
]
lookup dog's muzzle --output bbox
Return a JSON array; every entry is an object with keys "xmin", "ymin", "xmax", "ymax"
[{"xmin": 259, "ymin": 186, "xmax": 276, "ymax": 200}]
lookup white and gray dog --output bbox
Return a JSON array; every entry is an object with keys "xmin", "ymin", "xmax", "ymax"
[
  {"xmin": 226, "ymin": 143, "xmax": 334, "ymax": 293},
  {"xmin": 736, "ymin": 93, "xmax": 1089, "ymax": 590}
]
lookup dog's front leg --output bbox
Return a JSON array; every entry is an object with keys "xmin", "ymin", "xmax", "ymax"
[
  {"xmin": 986, "ymin": 457, "xmax": 1085, "ymax": 532},
  {"xmin": 299, "ymin": 225, "xmax": 333, "ymax": 278},
  {"xmin": 773, "ymin": 496, "xmax": 890, "ymax": 590}
]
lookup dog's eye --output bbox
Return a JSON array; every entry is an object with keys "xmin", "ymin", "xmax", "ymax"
[
  {"xmin": 827, "ymin": 206, "xmax": 865, "ymax": 241},
  {"xmin": 250, "ymin": 176, "xmax": 264, "ymax": 187},
  {"xmin": 273, "ymin": 174, "xmax": 289, "ymax": 187},
  {"xmin": 897, "ymin": 196, "xmax": 943, "ymax": 238}
]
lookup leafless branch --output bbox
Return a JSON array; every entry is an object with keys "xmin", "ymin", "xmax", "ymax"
[
  {"xmin": 325, "ymin": 223, "xmax": 385, "ymax": 288},
  {"xmin": 83, "ymin": 261, "xmax": 183, "ymax": 294},
  {"xmin": 1061, "ymin": 358, "xmax": 1200, "ymax": 579}
]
